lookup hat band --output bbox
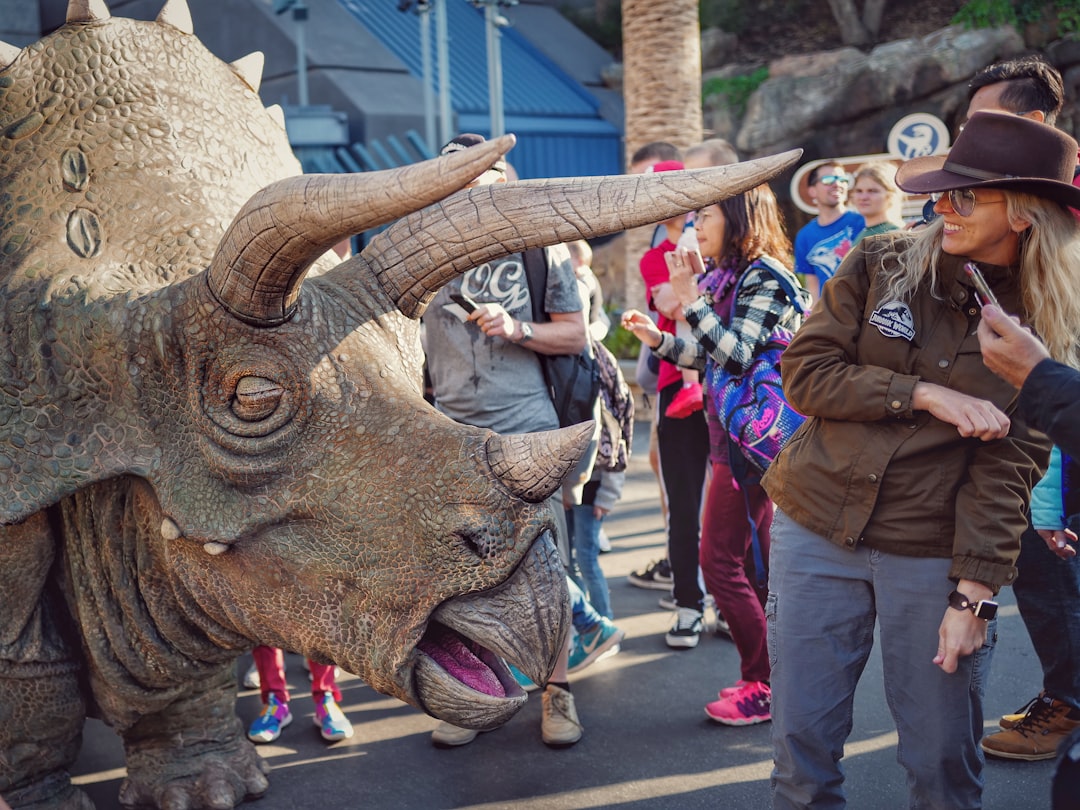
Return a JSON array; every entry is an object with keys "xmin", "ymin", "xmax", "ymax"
[{"xmin": 943, "ymin": 159, "xmax": 1017, "ymax": 182}]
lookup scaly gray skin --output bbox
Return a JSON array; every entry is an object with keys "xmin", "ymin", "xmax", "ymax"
[{"xmin": 0, "ymin": 2, "xmax": 801, "ymax": 808}]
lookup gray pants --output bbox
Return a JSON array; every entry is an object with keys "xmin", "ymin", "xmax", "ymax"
[{"xmin": 767, "ymin": 510, "xmax": 996, "ymax": 810}]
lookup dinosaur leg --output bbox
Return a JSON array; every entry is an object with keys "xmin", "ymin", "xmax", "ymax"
[
  {"xmin": 1, "ymin": 515, "xmax": 92, "ymax": 810},
  {"xmin": 112, "ymin": 665, "xmax": 269, "ymax": 810}
]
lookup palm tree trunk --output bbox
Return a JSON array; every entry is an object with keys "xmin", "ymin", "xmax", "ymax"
[{"xmin": 621, "ymin": 0, "xmax": 703, "ymax": 310}]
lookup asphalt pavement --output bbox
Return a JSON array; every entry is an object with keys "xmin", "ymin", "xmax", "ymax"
[{"xmin": 70, "ymin": 423, "xmax": 1057, "ymax": 809}]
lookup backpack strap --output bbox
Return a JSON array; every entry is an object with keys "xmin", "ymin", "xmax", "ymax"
[
  {"xmin": 749, "ymin": 255, "xmax": 808, "ymax": 316},
  {"xmin": 522, "ymin": 248, "xmax": 549, "ymax": 323}
]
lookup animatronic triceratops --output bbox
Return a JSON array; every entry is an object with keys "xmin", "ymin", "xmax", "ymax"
[{"xmin": 0, "ymin": 1, "xmax": 800, "ymax": 808}]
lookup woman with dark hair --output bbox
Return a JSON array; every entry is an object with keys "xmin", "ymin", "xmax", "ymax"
[
  {"xmin": 763, "ymin": 111, "xmax": 1080, "ymax": 809},
  {"xmin": 622, "ymin": 183, "xmax": 810, "ymax": 725}
]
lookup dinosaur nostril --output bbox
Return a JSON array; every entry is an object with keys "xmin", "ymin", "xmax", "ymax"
[{"xmin": 456, "ymin": 529, "xmax": 498, "ymax": 562}]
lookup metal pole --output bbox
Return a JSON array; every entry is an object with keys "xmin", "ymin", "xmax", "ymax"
[
  {"xmin": 294, "ymin": 0, "xmax": 309, "ymax": 106},
  {"xmin": 483, "ymin": 3, "xmax": 504, "ymax": 138},
  {"xmin": 434, "ymin": 0, "xmax": 453, "ymax": 146},
  {"xmin": 419, "ymin": 3, "xmax": 435, "ymax": 152}
]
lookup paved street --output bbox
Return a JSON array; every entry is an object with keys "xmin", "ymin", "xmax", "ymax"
[{"xmin": 71, "ymin": 425, "xmax": 1057, "ymax": 809}]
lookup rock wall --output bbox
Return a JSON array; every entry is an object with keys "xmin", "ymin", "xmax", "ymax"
[{"xmin": 705, "ymin": 25, "xmax": 1080, "ymax": 161}]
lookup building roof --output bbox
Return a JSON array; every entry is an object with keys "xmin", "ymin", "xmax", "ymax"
[{"xmin": 336, "ymin": 0, "xmax": 621, "ymax": 178}]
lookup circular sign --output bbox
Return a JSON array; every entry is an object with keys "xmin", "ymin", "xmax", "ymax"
[{"xmin": 887, "ymin": 113, "xmax": 950, "ymax": 160}]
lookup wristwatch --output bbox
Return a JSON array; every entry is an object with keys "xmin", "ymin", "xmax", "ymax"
[
  {"xmin": 948, "ymin": 589, "xmax": 998, "ymax": 621},
  {"xmin": 515, "ymin": 322, "xmax": 534, "ymax": 344}
]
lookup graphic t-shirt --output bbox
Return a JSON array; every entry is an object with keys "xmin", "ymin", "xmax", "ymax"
[
  {"xmin": 794, "ymin": 210, "xmax": 865, "ymax": 289},
  {"xmin": 423, "ymin": 245, "xmax": 582, "ymax": 435}
]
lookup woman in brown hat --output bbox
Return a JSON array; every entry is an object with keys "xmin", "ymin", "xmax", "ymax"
[{"xmin": 762, "ymin": 111, "xmax": 1080, "ymax": 809}]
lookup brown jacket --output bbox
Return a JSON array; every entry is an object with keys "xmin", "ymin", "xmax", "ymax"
[{"xmin": 762, "ymin": 235, "xmax": 1050, "ymax": 591}]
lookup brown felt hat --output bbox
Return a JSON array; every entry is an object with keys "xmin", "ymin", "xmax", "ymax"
[{"xmin": 895, "ymin": 111, "xmax": 1080, "ymax": 210}]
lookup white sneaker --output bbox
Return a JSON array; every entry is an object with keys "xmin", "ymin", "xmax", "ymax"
[
  {"xmin": 598, "ymin": 529, "xmax": 612, "ymax": 553},
  {"xmin": 541, "ymin": 685, "xmax": 583, "ymax": 747},
  {"xmin": 431, "ymin": 721, "xmax": 479, "ymax": 747},
  {"xmin": 665, "ymin": 607, "xmax": 703, "ymax": 649},
  {"xmin": 242, "ymin": 662, "xmax": 261, "ymax": 690}
]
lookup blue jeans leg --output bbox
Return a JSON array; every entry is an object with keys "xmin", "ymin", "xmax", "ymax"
[
  {"xmin": 768, "ymin": 510, "xmax": 991, "ymax": 810},
  {"xmin": 572, "ymin": 503, "xmax": 613, "ymax": 619},
  {"xmin": 567, "ymin": 576, "xmax": 602, "ymax": 636},
  {"xmin": 1013, "ymin": 524, "xmax": 1080, "ymax": 709}
]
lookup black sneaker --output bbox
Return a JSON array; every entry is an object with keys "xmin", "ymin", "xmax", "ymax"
[
  {"xmin": 628, "ymin": 558, "xmax": 673, "ymax": 591},
  {"xmin": 665, "ymin": 607, "xmax": 703, "ymax": 649}
]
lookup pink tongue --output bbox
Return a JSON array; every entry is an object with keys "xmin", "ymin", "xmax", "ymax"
[{"xmin": 419, "ymin": 626, "xmax": 506, "ymax": 697}]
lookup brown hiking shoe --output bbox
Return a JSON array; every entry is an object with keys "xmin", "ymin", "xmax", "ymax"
[
  {"xmin": 981, "ymin": 694, "xmax": 1080, "ymax": 761},
  {"xmin": 999, "ymin": 692, "xmax": 1045, "ymax": 730}
]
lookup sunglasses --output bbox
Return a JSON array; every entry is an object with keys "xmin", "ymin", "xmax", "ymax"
[
  {"xmin": 928, "ymin": 189, "xmax": 1006, "ymax": 217},
  {"xmin": 816, "ymin": 174, "xmax": 851, "ymax": 186}
]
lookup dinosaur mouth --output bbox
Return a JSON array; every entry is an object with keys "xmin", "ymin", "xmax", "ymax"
[
  {"xmin": 411, "ymin": 531, "xmax": 569, "ymax": 729},
  {"xmin": 417, "ymin": 622, "xmax": 521, "ymax": 698}
]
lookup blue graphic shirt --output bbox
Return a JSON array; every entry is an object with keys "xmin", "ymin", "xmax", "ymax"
[{"xmin": 794, "ymin": 210, "xmax": 865, "ymax": 289}]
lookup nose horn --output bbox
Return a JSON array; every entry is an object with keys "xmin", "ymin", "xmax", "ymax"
[{"xmin": 486, "ymin": 423, "xmax": 594, "ymax": 503}]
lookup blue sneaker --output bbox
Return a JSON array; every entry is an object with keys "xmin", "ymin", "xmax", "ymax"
[
  {"xmin": 567, "ymin": 617, "xmax": 625, "ymax": 674},
  {"xmin": 507, "ymin": 663, "xmax": 539, "ymax": 692},
  {"xmin": 248, "ymin": 694, "xmax": 292, "ymax": 744},
  {"xmin": 313, "ymin": 694, "xmax": 354, "ymax": 742}
]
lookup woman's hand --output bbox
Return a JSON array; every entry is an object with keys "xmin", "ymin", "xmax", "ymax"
[
  {"xmin": 912, "ymin": 382, "xmax": 1010, "ymax": 441},
  {"xmin": 1038, "ymin": 528, "xmax": 1079, "ymax": 560},
  {"xmin": 663, "ymin": 246, "xmax": 705, "ymax": 307},
  {"xmin": 620, "ymin": 309, "xmax": 663, "ymax": 348}
]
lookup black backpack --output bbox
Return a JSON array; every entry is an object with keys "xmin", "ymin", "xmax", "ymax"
[{"xmin": 522, "ymin": 248, "xmax": 601, "ymax": 427}]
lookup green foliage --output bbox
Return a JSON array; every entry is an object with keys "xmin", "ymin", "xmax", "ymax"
[
  {"xmin": 558, "ymin": 4, "xmax": 622, "ymax": 57},
  {"xmin": 699, "ymin": 0, "xmax": 810, "ymax": 35},
  {"xmin": 602, "ymin": 318, "xmax": 642, "ymax": 361},
  {"xmin": 952, "ymin": 0, "xmax": 1080, "ymax": 35},
  {"xmin": 701, "ymin": 66, "xmax": 770, "ymax": 118}
]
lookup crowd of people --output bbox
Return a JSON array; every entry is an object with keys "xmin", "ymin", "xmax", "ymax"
[{"xmin": 234, "ymin": 54, "xmax": 1080, "ymax": 810}]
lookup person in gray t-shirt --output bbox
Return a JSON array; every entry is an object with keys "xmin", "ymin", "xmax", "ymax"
[
  {"xmin": 421, "ymin": 133, "xmax": 589, "ymax": 750},
  {"xmin": 424, "ymin": 245, "xmax": 581, "ymax": 435}
]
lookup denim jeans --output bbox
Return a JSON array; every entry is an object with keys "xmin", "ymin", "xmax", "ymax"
[
  {"xmin": 570, "ymin": 503, "xmax": 613, "ymax": 619},
  {"xmin": 567, "ymin": 575, "xmax": 603, "ymax": 635},
  {"xmin": 1013, "ymin": 524, "xmax": 1080, "ymax": 710},
  {"xmin": 767, "ymin": 510, "xmax": 995, "ymax": 810}
]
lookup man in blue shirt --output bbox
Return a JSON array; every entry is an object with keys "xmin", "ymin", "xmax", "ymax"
[{"xmin": 794, "ymin": 161, "xmax": 865, "ymax": 302}]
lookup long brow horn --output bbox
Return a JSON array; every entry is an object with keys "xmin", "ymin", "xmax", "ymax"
[
  {"xmin": 486, "ymin": 423, "xmax": 594, "ymax": 503},
  {"xmin": 207, "ymin": 135, "xmax": 516, "ymax": 326},
  {"xmin": 364, "ymin": 149, "xmax": 802, "ymax": 317}
]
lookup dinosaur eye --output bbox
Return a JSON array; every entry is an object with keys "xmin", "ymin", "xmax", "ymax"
[{"xmin": 232, "ymin": 375, "xmax": 284, "ymax": 422}]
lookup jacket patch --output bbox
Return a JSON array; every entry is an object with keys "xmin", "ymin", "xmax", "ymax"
[{"xmin": 869, "ymin": 300, "xmax": 915, "ymax": 341}]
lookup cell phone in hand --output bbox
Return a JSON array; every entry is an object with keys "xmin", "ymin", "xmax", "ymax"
[
  {"xmin": 964, "ymin": 262, "xmax": 1000, "ymax": 309},
  {"xmin": 449, "ymin": 292, "xmax": 478, "ymax": 313}
]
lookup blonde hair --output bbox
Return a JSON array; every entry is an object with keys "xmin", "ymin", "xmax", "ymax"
[
  {"xmin": 884, "ymin": 193, "xmax": 1080, "ymax": 368},
  {"xmin": 853, "ymin": 161, "xmax": 903, "ymax": 225}
]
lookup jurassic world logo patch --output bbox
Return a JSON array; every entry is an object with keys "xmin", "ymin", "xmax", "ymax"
[{"xmin": 869, "ymin": 300, "xmax": 915, "ymax": 341}]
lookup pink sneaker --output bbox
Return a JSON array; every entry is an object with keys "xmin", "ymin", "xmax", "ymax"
[
  {"xmin": 665, "ymin": 382, "xmax": 704, "ymax": 419},
  {"xmin": 719, "ymin": 679, "xmax": 749, "ymax": 698},
  {"xmin": 705, "ymin": 681, "xmax": 771, "ymax": 726}
]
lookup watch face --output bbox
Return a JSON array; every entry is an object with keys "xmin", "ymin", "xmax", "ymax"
[{"xmin": 974, "ymin": 600, "xmax": 998, "ymax": 621}]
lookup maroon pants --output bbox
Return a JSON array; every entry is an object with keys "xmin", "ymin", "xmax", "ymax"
[
  {"xmin": 699, "ymin": 461, "xmax": 773, "ymax": 684},
  {"xmin": 252, "ymin": 645, "xmax": 341, "ymax": 705}
]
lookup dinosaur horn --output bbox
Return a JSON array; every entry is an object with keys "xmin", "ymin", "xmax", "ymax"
[
  {"xmin": 0, "ymin": 40, "xmax": 20, "ymax": 67},
  {"xmin": 230, "ymin": 52, "xmax": 265, "ymax": 92},
  {"xmin": 486, "ymin": 424, "xmax": 594, "ymax": 503},
  {"xmin": 364, "ymin": 149, "xmax": 802, "ymax": 317},
  {"xmin": 157, "ymin": 0, "xmax": 195, "ymax": 34},
  {"xmin": 67, "ymin": 0, "xmax": 110, "ymax": 22},
  {"xmin": 206, "ymin": 135, "xmax": 515, "ymax": 326}
]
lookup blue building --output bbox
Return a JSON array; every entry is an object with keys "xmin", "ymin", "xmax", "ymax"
[{"xmin": 336, "ymin": 0, "xmax": 623, "ymax": 179}]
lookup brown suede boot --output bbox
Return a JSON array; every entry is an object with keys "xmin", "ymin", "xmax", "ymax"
[{"xmin": 982, "ymin": 693, "xmax": 1080, "ymax": 761}]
